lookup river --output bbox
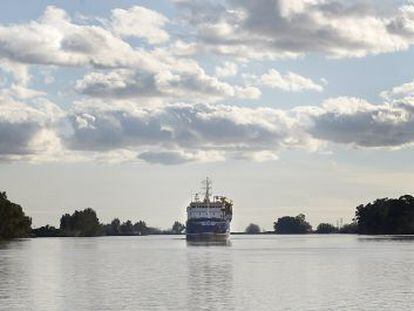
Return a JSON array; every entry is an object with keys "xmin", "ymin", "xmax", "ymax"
[{"xmin": 1, "ymin": 235, "xmax": 414, "ymax": 310}]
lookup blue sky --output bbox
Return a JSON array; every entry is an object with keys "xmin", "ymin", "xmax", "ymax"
[{"xmin": 1, "ymin": 0, "xmax": 414, "ymax": 231}]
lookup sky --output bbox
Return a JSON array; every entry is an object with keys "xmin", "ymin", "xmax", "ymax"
[{"xmin": 2, "ymin": 0, "xmax": 414, "ymax": 231}]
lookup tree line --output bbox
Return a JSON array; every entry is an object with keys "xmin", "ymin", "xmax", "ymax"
[
  {"xmin": 33, "ymin": 208, "xmax": 186, "ymax": 237},
  {"xmin": 244, "ymin": 213, "xmax": 357, "ymax": 234},
  {"xmin": 245, "ymin": 195, "xmax": 414, "ymax": 234},
  {"xmin": 4, "ymin": 191, "xmax": 414, "ymax": 239}
]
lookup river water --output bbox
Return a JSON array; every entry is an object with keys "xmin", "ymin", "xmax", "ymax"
[{"xmin": 1, "ymin": 235, "xmax": 414, "ymax": 311}]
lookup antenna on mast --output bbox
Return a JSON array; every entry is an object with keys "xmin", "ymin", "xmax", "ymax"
[{"xmin": 202, "ymin": 177, "xmax": 212, "ymax": 202}]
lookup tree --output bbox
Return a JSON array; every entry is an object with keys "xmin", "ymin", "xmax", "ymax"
[
  {"xmin": 316, "ymin": 223, "xmax": 338, "ymax": 234},
  {"xmin": 171, "ymin": 221, "xmax": 185, "ymax": 234},
  {"xmin": 245, "ymin": 223, "xmax": 261, "ymax": 234},
  {"xmin": 59, "ymin": 208, "xmax": 102, "ymax": 237},
  {"xmin": 32, "ymin": 225, "xmax": 61, "ymax": 237},
  {"xmin": 339, "ymin": 222, "xmax": 358, "ymax": 234},
  {"xmin": 355, "ymin": 195, "xmax": 414, "ymax": 234},
  {"xmin": 109, "ymin": 218, "xmax": 121, "ymax": 235},
  {"xmin": 0, "ymin": 192, "xmax": 32, "ymax": 239},
  {"xmin": 103, "ymin": 218, "xmax": 121, "ymax": 236},
  {"xmin": 133, "ymin": 221, "xmax": 149, "ymax": 235},
  {"xmin": 273, "ymin": 214, "xmax": 312, "ymax": 234},
  {"xmin": 120, "ymin": 220, "xmax": 134, "ymax": 235}
]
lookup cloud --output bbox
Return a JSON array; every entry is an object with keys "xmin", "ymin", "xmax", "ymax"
[
  {"xmin": 259, "ymin": 69, "xmax": 324, "ymax": 92},
  {"xmin": 137, "ymin": 150, "xmax": 224, "ymax": 165},
  {"xmin": 232, "ymin": 150, "xmax": 279, "ymax": 162},
  {"xmin": 0, "ymin": 6, "xmax": 262, "ymax": 108},
  {"xmin": 64, "ymin": 100, "xmax": 313, "ymax": 161},
  {"xmin": 1, "ymin": 84, "xmax": 46, "ymax": 100},
  {"xmin": 0, "ymin": 96, "xmax": 64, "ymax": 158},
  {"xmin": 3, "ymin": 94, "xmax": 414, "ymax": 164},
  {"xmin": 215, "ymin": 61, "xmax": 238, "ymax": 78},
  {"xmin": 0, "ymin": 5, "xmax": 259, "ymax": 105},
  {"xmin": 138, "ymin": 150, "xmax": 195, "ymax": 165},
  {"xmin": 0, "ymin": 60, "xmax": 31, "ymax": 86},
  {"xmin": 0, "ymin": 6, "xmax": 164, "ymax": 71},
  {"xmin": 75, "ymin": 68, "xmax": 261, "ymax": 102},
  {"xmin": 380, "ymin": 80, "xmax": 414, "ymax": 101},
  {"xmin": 110, "ymin": 6, "xmax": 169, "ymax": 44},
  {"xmin": 176, "ymin": 0, "xmax": 414, "ymax": 59},
  {"xmin": 305, "ymin": 97, "xmax": 414, "ymax": 148},
  {"xmin": 68, "ymin": 95, "xmax": 414, "ymax": 163},
  {"xmin": 2, "ymin": 4, "xmax": 414, "ymax": 165},
  {"xmin": 2, "ymin": 3, "xmax": 414, "ymax": 74},
  {"xmin": 58, "ymin": 95, "xmax": 414, "ymax": 162}
]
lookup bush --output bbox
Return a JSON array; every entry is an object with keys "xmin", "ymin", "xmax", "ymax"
[
  {"xmin": 32, "ymin": 225, "xmax": 62, "ymax": 237},
  {"xmin": 316, "ymin": 223, "xmax": 338, "ymax": 234},
  {"xmin": 338, "ymin": 222, "xmax": 358, "ymax": 234},
  {"xmin": 274, "ymin": 214, "xmax": 312, "ymax": 234},
  {"xmin": 245, "ymin": 223, "xmax": 261, "ymax": 234}
]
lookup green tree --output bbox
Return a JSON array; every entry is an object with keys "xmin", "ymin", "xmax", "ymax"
[
  {"xmin": 103, "ymin": 218, "xmax": 121, "ymax": 235},
  {"xmin": 245, "ymin": 223, "xmax": 261, "ymax": 234},
  {"xmin": 120, "ymin": 220, "xmax": 134, "ymax": 235},
  {"xmin": 171, "ymin": 221, "xmax": 185, "ymax": 234},
  {"xmin": 59, "ymin": 208, "xmax": 102, "ymax": 237},
  {"xmin": 133, "ymin": 221, "xmax": 149, "ymax": 235},
  {"xmin": 110, "ymin": 218, "xmax": 121, "ymax": 234},
  {"xmin": 0, "ymin": 192, "xmax": 32, "ymax": 239},
  {"xmin": 316, "ymin": 223, "xmax": 338, "ymax": 234},
  {"xmin": 110, "ymin": 218, "xmax": 121, "ymax": 235},
  {"xmin": 273, "ymin": 213, "xmax": 312, "ymax": 234},
  {"xmin": 356, "ymin": 195, "xmax": 414, "ymax": 234},
  {"xmin": 32, "ymin": 225, "xmax": 61, "ymax": 237},
  {"xmin": 339, "ymin": 222, "xmax": 358, "ymax": 234}
]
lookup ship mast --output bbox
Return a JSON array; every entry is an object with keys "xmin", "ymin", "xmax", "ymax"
[
  {"xmin": 202, "ymin": 177, "xmax": 212, "ymax": 219},
  {"xmin": 203, "ymin": 177, "xmax": 212, "ymax": 203}
]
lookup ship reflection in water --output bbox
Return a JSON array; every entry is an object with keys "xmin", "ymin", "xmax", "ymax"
[
  {"xmin": 186, "ymin": 241, "xmax": 234, "ymax": 310},
  {"xmin": 186, "ymin": 239, "xmax": 232, "ymax": 247}
]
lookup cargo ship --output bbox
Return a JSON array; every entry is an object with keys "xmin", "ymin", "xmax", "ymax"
[{"xmin": 186, "ymin": 178, "xmax": 233, "ymax": 241}]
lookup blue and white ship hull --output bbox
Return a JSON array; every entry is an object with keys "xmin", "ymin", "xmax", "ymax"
[{"xmin": 186, "ymin": 219, "xmax": 230, "ymax": 241}]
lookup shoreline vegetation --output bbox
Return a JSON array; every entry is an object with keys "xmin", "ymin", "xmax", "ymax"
[{"xmin": 2, "ymin": 191, "xmax": 414, "ymax": 239}]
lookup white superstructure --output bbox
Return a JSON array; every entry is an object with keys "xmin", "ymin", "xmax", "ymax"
[
  {"xmin": 186, "ymin": 178, "xmax": 232, "ymax": 221},
  {"xmin": 187, "ymin": 201, "xmax": 227, "ymax": 219}
]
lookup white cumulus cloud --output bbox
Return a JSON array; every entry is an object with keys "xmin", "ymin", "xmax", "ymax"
[
  {"xmin": 260, "ymin": 69, "xmax": 324, "ymax": 92},
  {"xmin": 76, "ymin": 68, "xmax": 261, "ymax": 102},
  {"xmin": 176, "ymin": 0, "xmax": 414, "ymax": 59},
  {"xmin": 0, "ymin": 95, "xmax": 64, "ymax": 158},
  {"xmin": 380, "ymin": 80, "xmax": 414, "ymax": 101},
  {"xmin": 110, "ymin": 6, "xmax": 170, "ymax": 44},
  {"xmin": 215, "ymin": 61, "xmax": 238, "ymax": 78}
]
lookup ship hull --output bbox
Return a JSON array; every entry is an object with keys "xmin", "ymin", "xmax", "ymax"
[{"xmin": 185, "ymin": 219, "xmax": 230, "ymax": 241}]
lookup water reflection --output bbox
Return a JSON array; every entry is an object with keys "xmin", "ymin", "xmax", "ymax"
[
  {"xmin": 359, "ymin": 235, "xmax": 414, "ymax": 242},
  {"xmin": 186, "ymin": 240, "xmax": 232, "ymax": 247},
  {"xmin": 186, "ymin": 242, "xmax": 234, "ymax": 310},
  {"xmin": 0, "ymin": 241, "xmax": 13, "ymax": 302},
  {"xmin": 2, "ymin": 236, "xmax": 414, "ymax": 310},
  {"xmin": 0, "ymin": 239, "xmax": 10, "ymax": 249}
]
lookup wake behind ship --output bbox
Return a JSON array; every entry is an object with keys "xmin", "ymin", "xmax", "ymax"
[{"xmin": 186, "ymin": 178, "xmax": 233, "ymax": 241}]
